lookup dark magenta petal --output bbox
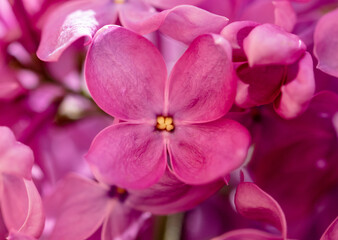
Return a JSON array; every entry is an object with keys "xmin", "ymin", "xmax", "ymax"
[
  {"xmin": 314, "ymin": 8, "xmax": 338, "ymax": 77},
  {"xmin": 120, "ymin": 5, "xmax": 228, "ymax": 44},
  {"xmin": 212, "ymin": 229, "xmax": 284, "ymax": 240},
  {"xmin": 274, "ymin": 52, "xmax": 315, "ymax": 119},
  {"xmin": 37, "ymin": 0, "xmax": 117, "ymax": 61},
  {"xmin": 0, "ymin": 126, "xmax": 34, "ymax": 180},
  {"xmin": 1, "ymin": 176, "xmax": 44, "ymax": 238},
  {"xmin": 168, "ymin": 118, "xmax": 251, "ymax": 185},
  {"xmin": 320, "ymin": 217, "xmax": 338, "ymax": 240},
  {"xmin": 167, "ymin": 34, "xmax": 235, "ymax": 123},
  {"xmin": 101, "ymin": 202, "xmax": 150, "ymax": 240},
  {"xmin": 127, "ymin": 169, "xmax": 224, "ymax": 215},
  {"xmin": 44, "ymin": 174, "xmax": 110, "ymax": 240},
  {"xmin": 235, "ymin": 63, "xmax": 285, "ymax": 108},
  {"xmin": 235, "ymin": 182, "xmax": 287, "ymax": 238},
  {"xmin": 85, "ymin": 25, "xmax": 166, "ymax": 121},
  {"xmin": 86, "ymin": 123, "xmax": 167, "ymax": 189},
  {"xmin": 243, "ymin": 23, "xmax": 306, "ymax": 66}
]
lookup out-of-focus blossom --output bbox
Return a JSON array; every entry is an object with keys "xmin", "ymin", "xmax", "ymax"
[
  {"xmin": 85, "ymin": 25, "xmax": 250, "ymax": 189},
  {"xmin": 221, "ymin": 22, "xmax": 315, "ymax": 119},
  {"xmin": 0, "ymin": 127, "xmax": 44, "ymax": 238},
  {"xmin": 37, "ymin": 0, "xmax": 229, "ymax": 61},
  {"xmin": 44, "ymin": 171, "xmax": 223, "ymax": 240},
  {"xmin": 320, "ymin": 217, "xmax": 338, "ymax": 240},
  {"xmin": 314, "ymin": 7, "xmax": 338, "ymax": 78}
]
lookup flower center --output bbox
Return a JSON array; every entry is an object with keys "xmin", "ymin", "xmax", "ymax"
[
  {"xmin": 114, "ymin": 0, "xmax": 125, "ymax": 4},
  {"xmin": 156, "ymin": 116, "xmax": 174, "ymax": 132}
]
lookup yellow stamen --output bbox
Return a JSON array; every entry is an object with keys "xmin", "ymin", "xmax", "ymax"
[
  {"xmin": 156, "ymin": 116, "xmax": 174, "ymax": 132},
  {"xmin": 116, "ymin": 187, "xmax": 126, "ymax": 194},
  {"xmin": 115, "ymin": 0, "xmax": 125, "ymax": 4}
]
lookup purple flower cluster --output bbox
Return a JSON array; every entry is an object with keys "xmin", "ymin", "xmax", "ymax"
[{"xmin": 0, "ymin": 0, "xmax": 337, "ymax": 239}]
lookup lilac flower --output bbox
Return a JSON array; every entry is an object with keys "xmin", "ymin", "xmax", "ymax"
[
  {"xmin": 37, "ymin": 0, "xmax": 229, "ymax": 61},
  {"xmin": 0, "ymin": 126, "xmax": 44, "ymax": 238},
  {"xmin": 44, "ymin": 171, "xmax": 224, "ymax": 240},
  {"xmin": 221, "ymin": 21, "xmax": 315, "ymax": 119}
]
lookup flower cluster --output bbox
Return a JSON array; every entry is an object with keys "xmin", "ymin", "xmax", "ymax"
[{"xmin": 0, "ymin": 0, "xmax": 337, "ymax": 239}]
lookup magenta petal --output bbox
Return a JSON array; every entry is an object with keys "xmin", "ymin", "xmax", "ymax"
[
  {"xmin": 168, "ymin": 118, "xmax": 250, "ymax": 185},
  {"xmin": 37, "ymin": 0, "xmax": 117, "ymax": 61},
  {"xmin": 102, "ymin": 203, "xmax": 150, "ymax": 240},
  {"xmin": 320, "ymin": 217, "xmax": 338, "ymax": 240},
  {"xmin": 7, "ymin": 232, "xmax": 36, "ymax": 240},
  {"xmin": 273, "ymin": 0, "xmax": 297, "ymax": 32},
  {"xmin": 167, "ymin": 34, "xmax": 235, "ymax": 123},
  {"xmin": 85, "ymin": 25, "xmax": 166, "ymax": 121},
  {"xmin": 86, "ymin": 123, "xmax": 167, "ymax": 189},
  {"xmin": 120, "ymin": 5, "xmax": 228, "ymax": 44},
  {"xmin": 147, "ymin": 0, "xmax": 205, "ymax": 9},
  {"xmin": 0, "ymin": 126, "xmax": 33, "ymax": 179},
  {"xmin": 314, "ymin": 8, "xmax": 338, "ymax": 77},
  {"xmin": 274, "ymin": 52, "xmax": 315, "ymax": 119},
  {"xmin": 243, "ymin": 23, "xmax": 306, "ymax": 66},
  {"xmin": 127, "ymin": 169, "xmax": 224, "ymax": 215},
  {"xmin": 44, "ymin": 174, "xmax": 110, "ymax": 240},
  {"xmin": 1, "ymin": 176, "xmax": 44, "ymax": 238},
  {"xmin": 212, "ymin": 229, "xmax": 283, "ymax": 240},
  {"xmin": 235, "ymin": 182, "xmax": 287, "ymax": 238}
]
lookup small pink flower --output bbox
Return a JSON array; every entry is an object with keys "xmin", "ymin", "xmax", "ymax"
[{"xmin": 85, "ymin": 25, "xmax": 250, "ymax": 189}]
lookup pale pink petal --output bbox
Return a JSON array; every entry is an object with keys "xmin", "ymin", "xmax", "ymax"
[
  {"xmin": 314, "ymin": 8, "xmax": 338, "ymax": 77},
  {"xmin": 168, "ymin": 118, "xmax": 250, "ymax": 185},
  {"xmin": 243, "ymin": 23, "xmax": 306, "ymax": 66},
  {"xmin": 86, "ymin": 123, "xmax": 167, "ymax": 189},
  {"xmin": 235, "ymin": 63, "xmax": 286, "ymax": 108},
  {"xmin": 1, "ymin": 176, "xmax": 44, "ymax": 238},
  {"xmin": 0, "ymin": 126, "xmax": 34, "ymax": 179},
  {"xmin": 212, "ymin": 229, "xmax": 283, "ymax": 240},
  {"xmin": 274, "ymin": 52, "xmax": 315, "ymax": 119},
  {"xmin": 127, "ymin": 169, "xmax": 224, "ymax": 215},
  {"xmin": 37, "ymin": 0, "xmax": 117, "ymax": 61},
  {"xmin": 44, "ymin": 174, "xmax": 110, "ymax": 240},
  {"xmin": 8, "ymin": 231, "xmax": 36, "ymax": 240},
  {"xmin": 320, "ymin": 217, "xmax": 338, "ymax": 240},
  {"xmin": 85, "ymin": 25, "xmax": 166, "ymax": 121},
  {"xmin": 120, "ymin": 4, "xmax": 228, "ymax": 44},
  {"xmin": 220, "ymin": 21, "xmax": 259, "ymax": 62},
  {"xmin": 146, "ymin": 0, "xmax": 205, "ymax": 9},
  {"xmin": 235, "ymin": 182, "xmax": 287, "ymax": 238},
  {"xmin": 167, "ymin": 34, "xmax": 235, "ymax": 123},
  {"xmin": 102, "ymin": 202, "xmax": 150, "ymax": 240},
  {"xmin": 273, "ymin": 0, "xmax": 297, "ymax": 32}
]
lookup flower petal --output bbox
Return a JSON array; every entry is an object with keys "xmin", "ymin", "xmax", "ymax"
[
  {"xmin": 1, "ymin": 176, "xmax": 44, "ymax": 238},
  {"xmin": 120, "ymin": 5, "xmax": 228, "ymax": 44},
  {"xmin": 0, "ymin": 126, "xmax": 34, "ymax": 179},
  {"xmin": 212, "ymin": 229, "xmax": 283, "ymax": 240},
  {"xmin": 168, "ymin": 118, "xmax": 250, "ymax": 185},
  {"xmin": 235, "ymin": 63, "xmax": 286, "ymax": 108},
  {"xmin": 273, "ymin": 0, "xmax": 297, "ymax": 32},
  {"xmin": 274, "ymin": 52, "xmax": 315, "ymax": 119},
  {"xmin": 8, "ymin": 231, "xmax": 36, "ymax": 240},
  {"xmin": 37, "ymin": 0, "xmax": 117, "ymax": 61},
  {"xmin": 101, "ymin": 203, "xmax": 150, "ymax": 240},
  {"xmin": 243, "ymin": 23, "xmax": 306, "ymax": 66},
  {"xmin": 167, "ymin": 34, "xmax": 235, "ymax": 123},
  {"xmin": 320, "ymin": 217, "xmax": 338, "ymax": 240},
  {"xmin": 127, "ymin": 169, "xmax": 224, "ymax": 215},
  {"xmin": 314, "ymin": 8, "xmax": 338, "ymax": 77},
  {"xmin": 85, "ymin": 25, "xmax": 166, "ymax": 121},
  {"xmin": 235, "ymin": 182, "xmax": 287, "ymax": 238},
  {"xmin": 147, "ymin": 0, "xmax": 205, "ymax": 9},
  {"xmin": 86, "ymin": 123, "xmax": 167, "ymax": 189},
  {"xmin": 44, "ymin": 174, "xmax": 110, "ymax": 240}
]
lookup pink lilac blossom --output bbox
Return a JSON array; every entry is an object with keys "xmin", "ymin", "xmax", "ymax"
[
  {"xmin": 0, "ymin": 0, "xmax": 337, "ymax": 239},
  {"xmin": 85, "ymin": 25, "xmax": 251, "ymax": 189}
]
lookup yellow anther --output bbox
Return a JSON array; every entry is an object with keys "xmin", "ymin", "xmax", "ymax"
[
  {"xmin": 116, "ymin": 187, "xmax": 126, "ymax": 194},
  {"xmin": 115, "ymin": 0, "xmax": 125, "ymax": 4},
  {"xmin": 156, "ymin": 116, "xmax": 174, "ymax": 132}
]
